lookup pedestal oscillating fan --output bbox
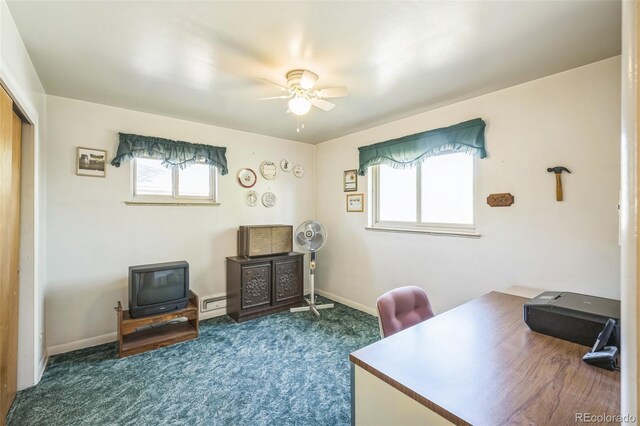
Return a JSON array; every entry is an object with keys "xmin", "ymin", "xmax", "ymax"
[{"xmin": 290, "ymin": 220, "xmax": 334, "ymax": 316}]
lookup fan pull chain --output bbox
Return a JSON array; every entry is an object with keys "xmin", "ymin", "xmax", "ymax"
[{"xmin": 296, "ymin": 117, "xmax": 305, "ymax": 133}]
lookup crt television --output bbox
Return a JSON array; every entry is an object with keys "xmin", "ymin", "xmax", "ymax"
[{"xmin": 129, "ymin": 261, "xmax": 189, "ymax": 318}]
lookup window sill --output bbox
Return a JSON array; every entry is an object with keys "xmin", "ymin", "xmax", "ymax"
[
  {"xmin": 125, "ymin": 200, "xmax": 220, "ymax": 206},
  {"xmin": 365, "ymin": 226, "xmax": 481, "ymax": 238}
]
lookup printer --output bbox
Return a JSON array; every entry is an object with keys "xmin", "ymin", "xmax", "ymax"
[{"xmin": 523, "ymin": 291, "xmax": 620, "ymax": 348}]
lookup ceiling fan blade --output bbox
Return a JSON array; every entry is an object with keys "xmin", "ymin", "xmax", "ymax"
[
  {"xmin": 257, "ymin": 95, "xmax": 291, "ymax": 100},
  {"xmin": 300, "ymin": 70, "xmax": 319, "ymax": 90},
  {"xmin": 311, "ymin": 98, "xmax": 335, "ymax": 111},
  {"xmin": 256, "ymin": 78, "xmax": 289, "ymax": 92},
  {"xmin": 316, "ymin": 87, "xmax": 348, "ymax": 98}
]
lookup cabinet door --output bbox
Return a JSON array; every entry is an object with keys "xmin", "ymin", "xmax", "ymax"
[
  {"xmin": 241, "ymin": 263, "xmax": 272, "ymax": 309},
  {"xmin": 274, "ymin": 258, "xmax": 302, "ymax": 303}
]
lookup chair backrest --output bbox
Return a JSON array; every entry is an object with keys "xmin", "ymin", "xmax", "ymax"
[{"xmin": 376, "ymin": 286, "xmax": 435, "ymax": 338}]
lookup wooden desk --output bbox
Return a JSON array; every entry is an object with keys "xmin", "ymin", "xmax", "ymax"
[{"xmin": 350, "ymin": 292, "xmax": 620, "ymax": 425}]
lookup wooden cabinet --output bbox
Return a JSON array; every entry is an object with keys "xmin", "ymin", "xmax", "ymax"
[
  {"xmin": 116, "ymin": 291, "xmax": 199, "ymax": 358},
  {"xmin": 226, "ymin": 253, "xmax": 304, "ymax": 322}
]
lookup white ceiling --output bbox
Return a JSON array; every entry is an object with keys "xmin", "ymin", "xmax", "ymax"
[{"xmin": 8, "ymin": 1, "xmax": 621, "ymax": 144}]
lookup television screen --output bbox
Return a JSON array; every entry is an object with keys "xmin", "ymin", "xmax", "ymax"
[
  {"xmin": 129, "ymin": 261, "xmax": 189, "ymax": 318},
  {"xmin": 135, "ymin": 268, "xmax": 186, "ymax": 306}
]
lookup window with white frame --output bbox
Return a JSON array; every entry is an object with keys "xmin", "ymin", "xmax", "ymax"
[
  {"xmin": 132, "ymin": 157, "xmax": 218, "ymax": 203},
  {"xmin": 370, "ymin": 152, "xmax": 475, "ymax": 233}
]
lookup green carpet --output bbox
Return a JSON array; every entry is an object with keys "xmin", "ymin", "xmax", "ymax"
[{"xmin": 7, "ymin": 298, "xmax": 379, "ymax": 426}]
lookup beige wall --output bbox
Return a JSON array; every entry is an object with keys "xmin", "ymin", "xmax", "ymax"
[
  {"xmin": 45, "ymin": 95, "xmax": 315, "ymax": 352},
  {"xmin": 315, "ymin": 57, "xmax": 621, "ymax": 314},
  {"xmin": 1, "ymin": 0, "xmax": 47, "ymax": 390},
  {"xmin": 15, "ymin": 47, "xmax": 625, "ymax": 387}
]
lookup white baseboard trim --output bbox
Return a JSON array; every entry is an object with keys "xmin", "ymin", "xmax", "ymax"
[
  {"xmin": 316, "ymin": 289, "xmax": 377, "ymax": 316},
  {"xmin": 47, "ymin": 332, "xmax": 117, "ymax": 356},
  {"xmin": 46, "ymin": 294, "xmax": 374, "ymax": 357},
  {"xmin": 37, "ymin": 352, "xmax": 48, "ymax": 383},
  {"xmin": 46, "ymin": 310, "xmax": 228, "ymax": 356}
]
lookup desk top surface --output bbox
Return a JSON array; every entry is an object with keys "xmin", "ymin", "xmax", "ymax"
[{"xmin": 350, "ymin": 291, "xmax": 620, "ymax": 426}]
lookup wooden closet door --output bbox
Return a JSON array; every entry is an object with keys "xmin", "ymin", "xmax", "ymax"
[
  {"xmin": 5, "ymin": 112, "xmax": 21, "ymax": 414},
  {"xmin": 0, "ymin": 86, "xmax": 12, "ymax": 420},
  {"xmin": 0, "ymin": 85, "xmax": 20, "ymax": 420}
]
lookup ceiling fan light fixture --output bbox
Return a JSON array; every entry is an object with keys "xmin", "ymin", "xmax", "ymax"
[
  {"xmin": 288, "ymin": 96, "xmax": 312, "ymax": 116},
  {"xmin": 259, "ymin": 69, "xmax": 346, "ymax": 119},
  {"xmin": 299, "ymin": 70, "xmax": 319, "ymax": 90}
]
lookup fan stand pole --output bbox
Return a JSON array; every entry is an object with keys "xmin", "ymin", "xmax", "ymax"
[{"xmin": 290, "ymin": 251, "xmax": 334, "ymax": 316}]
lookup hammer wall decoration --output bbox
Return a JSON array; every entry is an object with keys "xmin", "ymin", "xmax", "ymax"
[{"xmin": 547, "ymin": 166, "xmax": 571, "ymax": 201}]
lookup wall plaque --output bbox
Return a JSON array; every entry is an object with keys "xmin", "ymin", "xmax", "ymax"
[{"xmin": 487, "ymin": 193, "xmax": 514, "ymax": 207}]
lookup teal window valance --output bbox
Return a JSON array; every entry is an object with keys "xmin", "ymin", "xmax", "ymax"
[
  {"xmin": 358, "ymin": 118, "xmax": 486, "ymax": 175},
  {"xmin": 111, "ymin": 133, "xmax": 228, "ymax": 175}
]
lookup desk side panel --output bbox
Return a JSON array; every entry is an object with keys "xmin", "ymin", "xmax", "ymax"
[
  {"xmin": 350, "ymin": 292, "xmax": 620, "ymax": 425},
  {"xmin": 354, "ymin": 365, "xmax": 452, "ymax": 426}
]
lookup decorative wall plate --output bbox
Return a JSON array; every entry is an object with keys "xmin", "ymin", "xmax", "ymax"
[
  {"xmin": 246, "ymin": 190, "xmax": 258, "ymax": 207},
  {"xmin": 261, "ymin": 161, "xmax": 278, "ymax": 180},
  {"xmin": 281, "ymin": 159, "xmax": 293, "ymax": 172},
  {"xmin": 293, "ymin": 165, "xmax": 305, "ymax": 178},
  {"xmin": 238, "ymin": 168, "xmax": 257, "ymax": 188},
  {"xmin": 262, "ymin": 191, "xmax": 276, "ymax": 208}
]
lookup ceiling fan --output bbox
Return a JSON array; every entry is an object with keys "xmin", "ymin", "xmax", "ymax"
[{"xmin": 258, "ymin": 69, "xmax": 348, "ymax": 116}]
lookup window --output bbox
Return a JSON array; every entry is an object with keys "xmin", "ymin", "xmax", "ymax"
[
  {"xmin": 370, "ymin": 152, "xmax": 475, "ymax": 234},
  {"xmin": 131, "ymin": 158, "xmax": 218, "ymax": 204}
]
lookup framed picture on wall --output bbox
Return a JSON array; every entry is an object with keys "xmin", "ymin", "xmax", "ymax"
[
  {"xmin": 346, "ymin": 193, "xmax": 364, "ymax": 212},
  {"xmin": 344, "ymin": 169, "xmax": 357, "ymax": 192},
  {"xmin": 76, "ymin": 147, "xmax": 107, "ymax": 177}
]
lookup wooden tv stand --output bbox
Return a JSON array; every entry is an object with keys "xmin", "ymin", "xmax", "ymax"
[{"xmin": 115, "ymin": 290, "xmax": 199, "ymax": 358}]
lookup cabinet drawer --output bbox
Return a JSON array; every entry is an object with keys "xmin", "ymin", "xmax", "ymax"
[{"xmin": 241, "ymin": 263, "xmax": 272, "ymax": 309}]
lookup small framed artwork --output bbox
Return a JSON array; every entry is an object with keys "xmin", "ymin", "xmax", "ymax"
[
  {"xmin": 77, "ymin": 147, "xmax": 107, "ymax": 177},
  {"xmin": 344, "ymin": 169, "xmax": 357, "ymax": 192},
  {"xmin": 346, "ymin": 193, "xmax": 364, "ymax": 212}
]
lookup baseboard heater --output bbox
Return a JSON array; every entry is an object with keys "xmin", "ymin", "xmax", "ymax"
[{"xmin": 202, "ymin": 294, "xmax": 227, "ymax": 312}]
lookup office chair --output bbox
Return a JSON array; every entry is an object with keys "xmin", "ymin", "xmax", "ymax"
[{"xmin": 376, "ymin": 286, "xmax": 435, "ymax": 338}]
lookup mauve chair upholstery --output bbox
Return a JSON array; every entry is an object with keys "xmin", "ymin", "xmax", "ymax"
[{"xmin": 376, "ymin": 286, "xmax": 435, "ymax": 338}]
